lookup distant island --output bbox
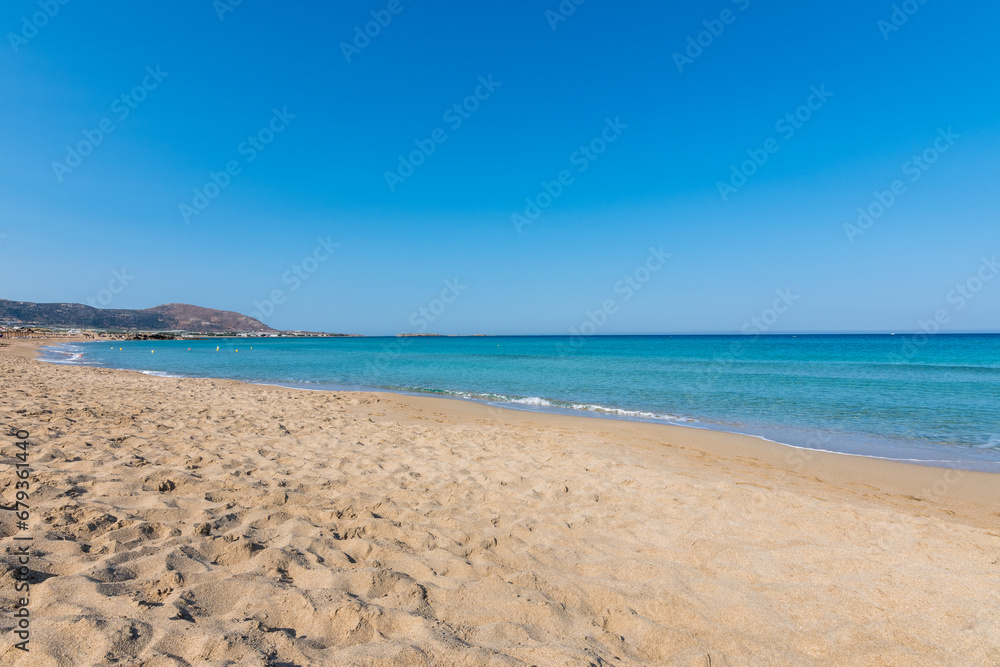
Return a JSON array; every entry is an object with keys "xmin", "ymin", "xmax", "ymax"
[{"xmin": 0, "ymin": 299, "xmax": 357, "ymax": 338}]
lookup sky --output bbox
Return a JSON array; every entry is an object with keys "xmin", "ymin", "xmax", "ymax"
[{"xmin": 1, "ymin": 0, "xmax": 998, "ymax": 335}]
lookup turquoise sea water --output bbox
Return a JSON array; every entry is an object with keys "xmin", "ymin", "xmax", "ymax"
[{"xmin": 44, "ymin": 335, "xmax": 1000, "ymax": 470}]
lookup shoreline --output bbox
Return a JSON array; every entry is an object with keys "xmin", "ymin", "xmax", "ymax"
[
  {"xmin": 19, "ymin": 337, "xmax": 1000, "ymax": 517},
  {"xmin": 3, "ymin": 336, "xmax": 999, "ymax": 663},
  {"xmin": 36, "ymin": 338, "xmax": 1000, "ymax": 476}
]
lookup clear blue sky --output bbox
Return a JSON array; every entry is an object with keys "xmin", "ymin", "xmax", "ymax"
[{"xmin": 2, "ymin": 0, "xmax": 998, "ymax": 334}]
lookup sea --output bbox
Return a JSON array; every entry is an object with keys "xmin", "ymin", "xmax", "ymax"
[{"xmin": 41, "ymin": 334, "xmax": 1000, "ymax": 471}]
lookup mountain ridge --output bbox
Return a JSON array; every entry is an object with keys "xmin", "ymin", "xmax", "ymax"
[{"xmin": 0, "ymin": 299, "xmax": 274, "ymax": 333}]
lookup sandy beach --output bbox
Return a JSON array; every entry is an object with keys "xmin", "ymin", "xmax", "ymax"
[{"xmin": 1, "ymin": 339, "xmax": 998, "ymax": 666}]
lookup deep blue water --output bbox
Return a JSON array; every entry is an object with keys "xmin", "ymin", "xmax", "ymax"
[{"xmin": 44, "ymin": 334, "xmax": 1000, "ymax": 470}]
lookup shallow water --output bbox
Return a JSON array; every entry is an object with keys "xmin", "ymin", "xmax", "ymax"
[{"xmin": 45, "ymin": 334, "xmax": 1000, "ymax": 471}]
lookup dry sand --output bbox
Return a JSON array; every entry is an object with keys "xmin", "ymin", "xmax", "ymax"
[{"xmin": 0, "ymin": 339, "xmax": 998, "ymax": 666}]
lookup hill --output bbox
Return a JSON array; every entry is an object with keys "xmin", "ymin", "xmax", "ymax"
[{"xmin": 0, "ymin": 299, "xmax": 273, "ymax": 333}]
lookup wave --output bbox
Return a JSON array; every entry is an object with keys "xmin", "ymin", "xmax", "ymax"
[
  {"xmin": 493, "ymin": 395, "xmax": 693, "ymax": 423},
  {"xmin": 38, "ymin": 344, "xmax": 88, "ymax": 365},
  {"xmin": 508, "ymin": 396, "xmax": 554, "ymax": 407},
  {"xmin": 567, "ymin": 402, "xmax": 693, "ymax": 422},
  {"xmin": 388, "ymin": 386, "xmax": 695, "ymax": 424},
  {"xmin": 139, "ymin": 370, "xmax": 185, "ymax": 379}
]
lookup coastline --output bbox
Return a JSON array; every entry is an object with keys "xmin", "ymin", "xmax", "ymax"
[
  {"xmin": 3, "ymin": 337, "xmax": 999, "ymax": 664},
  {"xmin": 37, "ymin": 337, "xmax": 1000, "ymax": 476},
  {"xmin": 13, "ymin": 337, "xmax": 1000, "ymax": 525}
]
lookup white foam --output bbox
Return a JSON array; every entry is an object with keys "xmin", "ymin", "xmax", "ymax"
[
  {"xmin": 38, "ymin": 344, "xmax": 86, "ymax": 365},
  {"xmin": 488, "ymin": 393, "xmax": 695, "ymax": 424},
  {"xmin": 568, "ymin": 402, "xmax": 692, "ymax": 422},
  {"xmin": 509, "ymin": 396, "xmax": 554, "ymax": 406},
  {"xmin": 139, "ymin": 370, "xmax": 184, "ymax": 378}
]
